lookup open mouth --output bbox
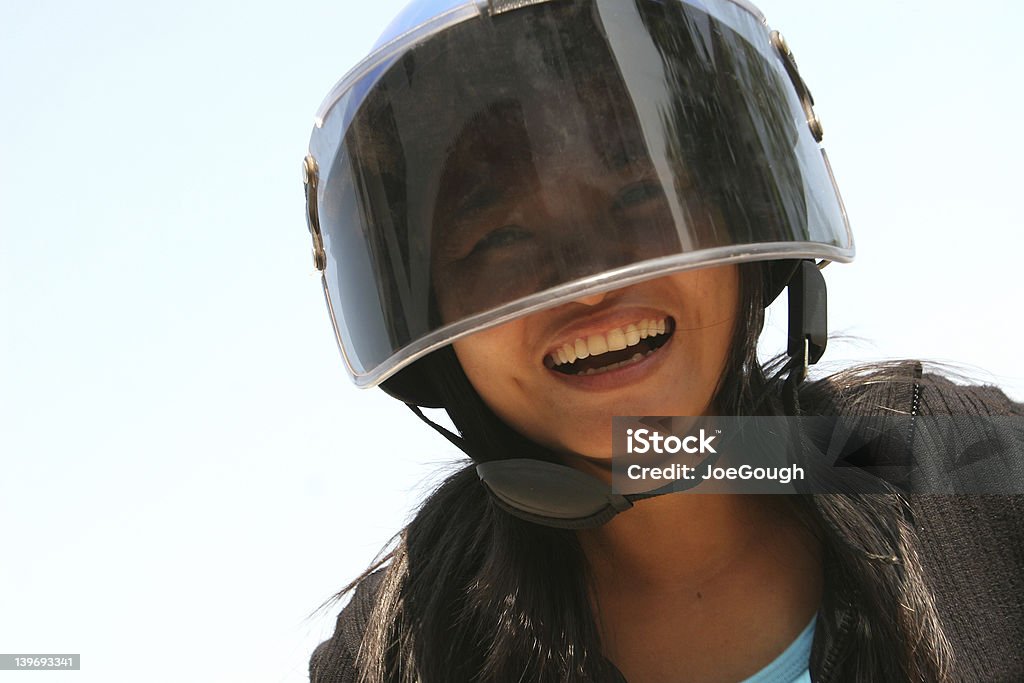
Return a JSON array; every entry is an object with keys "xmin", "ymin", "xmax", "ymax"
[{"xmin": 544, "ymin": 317, "xmax": 676, "ymax": 376}]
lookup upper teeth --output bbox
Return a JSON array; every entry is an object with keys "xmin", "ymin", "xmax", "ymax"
[{"xmin": 549, "ymin": 318, "xmax": 668, "ymax": 366}]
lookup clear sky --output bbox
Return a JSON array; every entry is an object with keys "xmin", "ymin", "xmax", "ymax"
[{"xmin": 2, "ymin": 1, "xmax": 1022, "ymax": 681}]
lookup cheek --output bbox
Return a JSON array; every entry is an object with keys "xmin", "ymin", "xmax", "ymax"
[
  {"xmin": 451, "ymin": 324, "xmax": 573, "ymax": 450},
  {"xmin": 667, "ymin": 267, "xmax": 740, "ymax": 398},
  {"xmin": 451, "ymin": 324, "xmax": 532, "ymax": 414},
  {"xmin": 669, "ymin": 269, "xmax": 739, "ymax": 337},
  {"xmin": 694, "ymin": 267, "xmax": 740, "ymax": 322},
  {"xmin": 695, "ymin": 268, "xmax": 741, "ymax": 393}
]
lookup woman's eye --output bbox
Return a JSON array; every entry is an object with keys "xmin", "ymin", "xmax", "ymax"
[
  {"xmin": 613, "ymin": 181, "xmax": 665, "ymax": 210},
  {"xmin": 469, "ymin": 225, "xmax": 532, "ymax": 255}
]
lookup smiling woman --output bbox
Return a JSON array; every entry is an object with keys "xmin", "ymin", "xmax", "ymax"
[{"xmin": 302, "ymin": 1, "xmax": 1024, "ymax": 682}]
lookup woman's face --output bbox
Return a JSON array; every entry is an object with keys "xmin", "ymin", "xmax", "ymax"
[
  {"xmin": 427, "ymin": 92, "xmax": 741, "ymax": 459},
  {"xmin": 450, "ymin": 267, "xmax": 740, "ymax": 459}
]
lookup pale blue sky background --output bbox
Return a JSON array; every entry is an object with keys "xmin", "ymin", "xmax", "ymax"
[{"xmin": 1, "ymin": 1, "xmax": 1022, "ymax": 681}]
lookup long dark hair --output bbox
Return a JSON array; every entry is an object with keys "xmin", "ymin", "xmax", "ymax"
[{"xmin": 313, "ymin": 262, "xmax": 955, "ymax": 682}]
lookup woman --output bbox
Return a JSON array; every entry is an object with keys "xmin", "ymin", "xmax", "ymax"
[{"xmin": 301, "ymin": 0, "xmax": 1024, "ymax": 680}]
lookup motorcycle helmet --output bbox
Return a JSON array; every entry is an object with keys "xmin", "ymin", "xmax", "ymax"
[{"xmin": 304, "ymin": 0, "xmax": 850, "ymax": 408}]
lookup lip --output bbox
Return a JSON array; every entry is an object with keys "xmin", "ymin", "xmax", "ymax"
[
  {"xmin": 546, "ymin": 327, "xmax": 675, "ymax": 391},
  {"xmin": 541, "ymin": 307, "xmax": 673, "ymax": 362}
]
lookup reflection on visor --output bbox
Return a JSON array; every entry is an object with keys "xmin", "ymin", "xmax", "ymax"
[{"xmin": 311, "ymin": 0, "xmax": 852, "ymax": 384}]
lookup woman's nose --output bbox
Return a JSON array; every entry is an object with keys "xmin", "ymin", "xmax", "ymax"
[{"xmin": 573, "ymin": 291, "xmax": 608, "ymax": 306}]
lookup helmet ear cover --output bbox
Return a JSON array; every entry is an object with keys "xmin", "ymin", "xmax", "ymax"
[{"xmin": 380, "ymin": 345, "xmax": 451, "ymax": 409}]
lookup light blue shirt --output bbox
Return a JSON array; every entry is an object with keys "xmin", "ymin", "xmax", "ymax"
[
  {"xmin": 739, "ymin": 613, "xmax": 816, "ymax": 683},
  {"xmin": 609, "ymin": 612, "xmax": 817, "ymax": 682}
]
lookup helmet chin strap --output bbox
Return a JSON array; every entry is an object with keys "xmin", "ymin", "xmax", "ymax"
[
  {"xmin": 406, "ymin": 404, "xmax": 695, "ymax": 529},
  {"xmin": 409, "ymin": 260, "xmax": 828, "ymax": 529}
]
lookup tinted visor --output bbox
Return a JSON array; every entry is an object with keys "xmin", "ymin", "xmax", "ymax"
[{"xmin": 308, "ymin": 0, "xmax": 852, "ymax": 386}]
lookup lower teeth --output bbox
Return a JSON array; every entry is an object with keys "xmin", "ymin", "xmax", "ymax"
[{"xmin": 576, "ymin": 351, "xmax": 649, "ymax": 376}]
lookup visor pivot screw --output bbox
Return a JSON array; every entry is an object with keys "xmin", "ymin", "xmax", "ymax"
[
  {"xmin": 770, "ymin": 30, "xmax": 824, "ymax": 143},
  {"xmin": 302, "ymin": 155, "xmax": 327, "ymax": 272},
  {"xmin": 772, "ymin": 31, "xmax": 791, "ymax": 58},
  {"xmin": 808, "ymin": 114, "xmax": 824, "ymax": 142},
  {"xmin": 312, "ymin": 248, "xmax": 326, "ymax": 271}
]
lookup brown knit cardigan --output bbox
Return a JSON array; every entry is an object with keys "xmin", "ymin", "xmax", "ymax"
[{"xmin": 310, "ymin": 366, "xmax": 1024, "ymax": 681}]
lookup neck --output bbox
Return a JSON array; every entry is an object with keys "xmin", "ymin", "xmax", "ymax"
[{"xmin": 579, "ymin": 491, "xmax": 803, "ymax": 588}]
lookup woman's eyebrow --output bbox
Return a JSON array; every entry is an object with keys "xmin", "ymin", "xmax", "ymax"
[{"xmin": 607, "ymin": 139, "xmax": 656, "ymax": 172}]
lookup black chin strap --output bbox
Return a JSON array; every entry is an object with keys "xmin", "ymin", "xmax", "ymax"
[
  {"xmin": 407, "ymin": 403, "xmax": 470, "ymax": 452},
  {"xmin": 406, "ymin": 403, "xmax": 672, "ymax": 529},
  {"xmin": 408, "ymin": 260, "xmax": 828, "ymax": 529}
]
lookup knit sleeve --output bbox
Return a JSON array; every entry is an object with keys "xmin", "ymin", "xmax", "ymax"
[
  {"xmin": 309, "ymin": 570, "xmax": 386, "ymax": 683},
  {"xmin": 909, "ymin": 373, "xmax": 1024, "ymax": 679},
  {"xmin": 918, "ymin": 372, "xmax": 1024, "ymax": 417},
  {"xmin": 808, "ymin": 363, "xmax": 1024, "ymax": 676}
]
